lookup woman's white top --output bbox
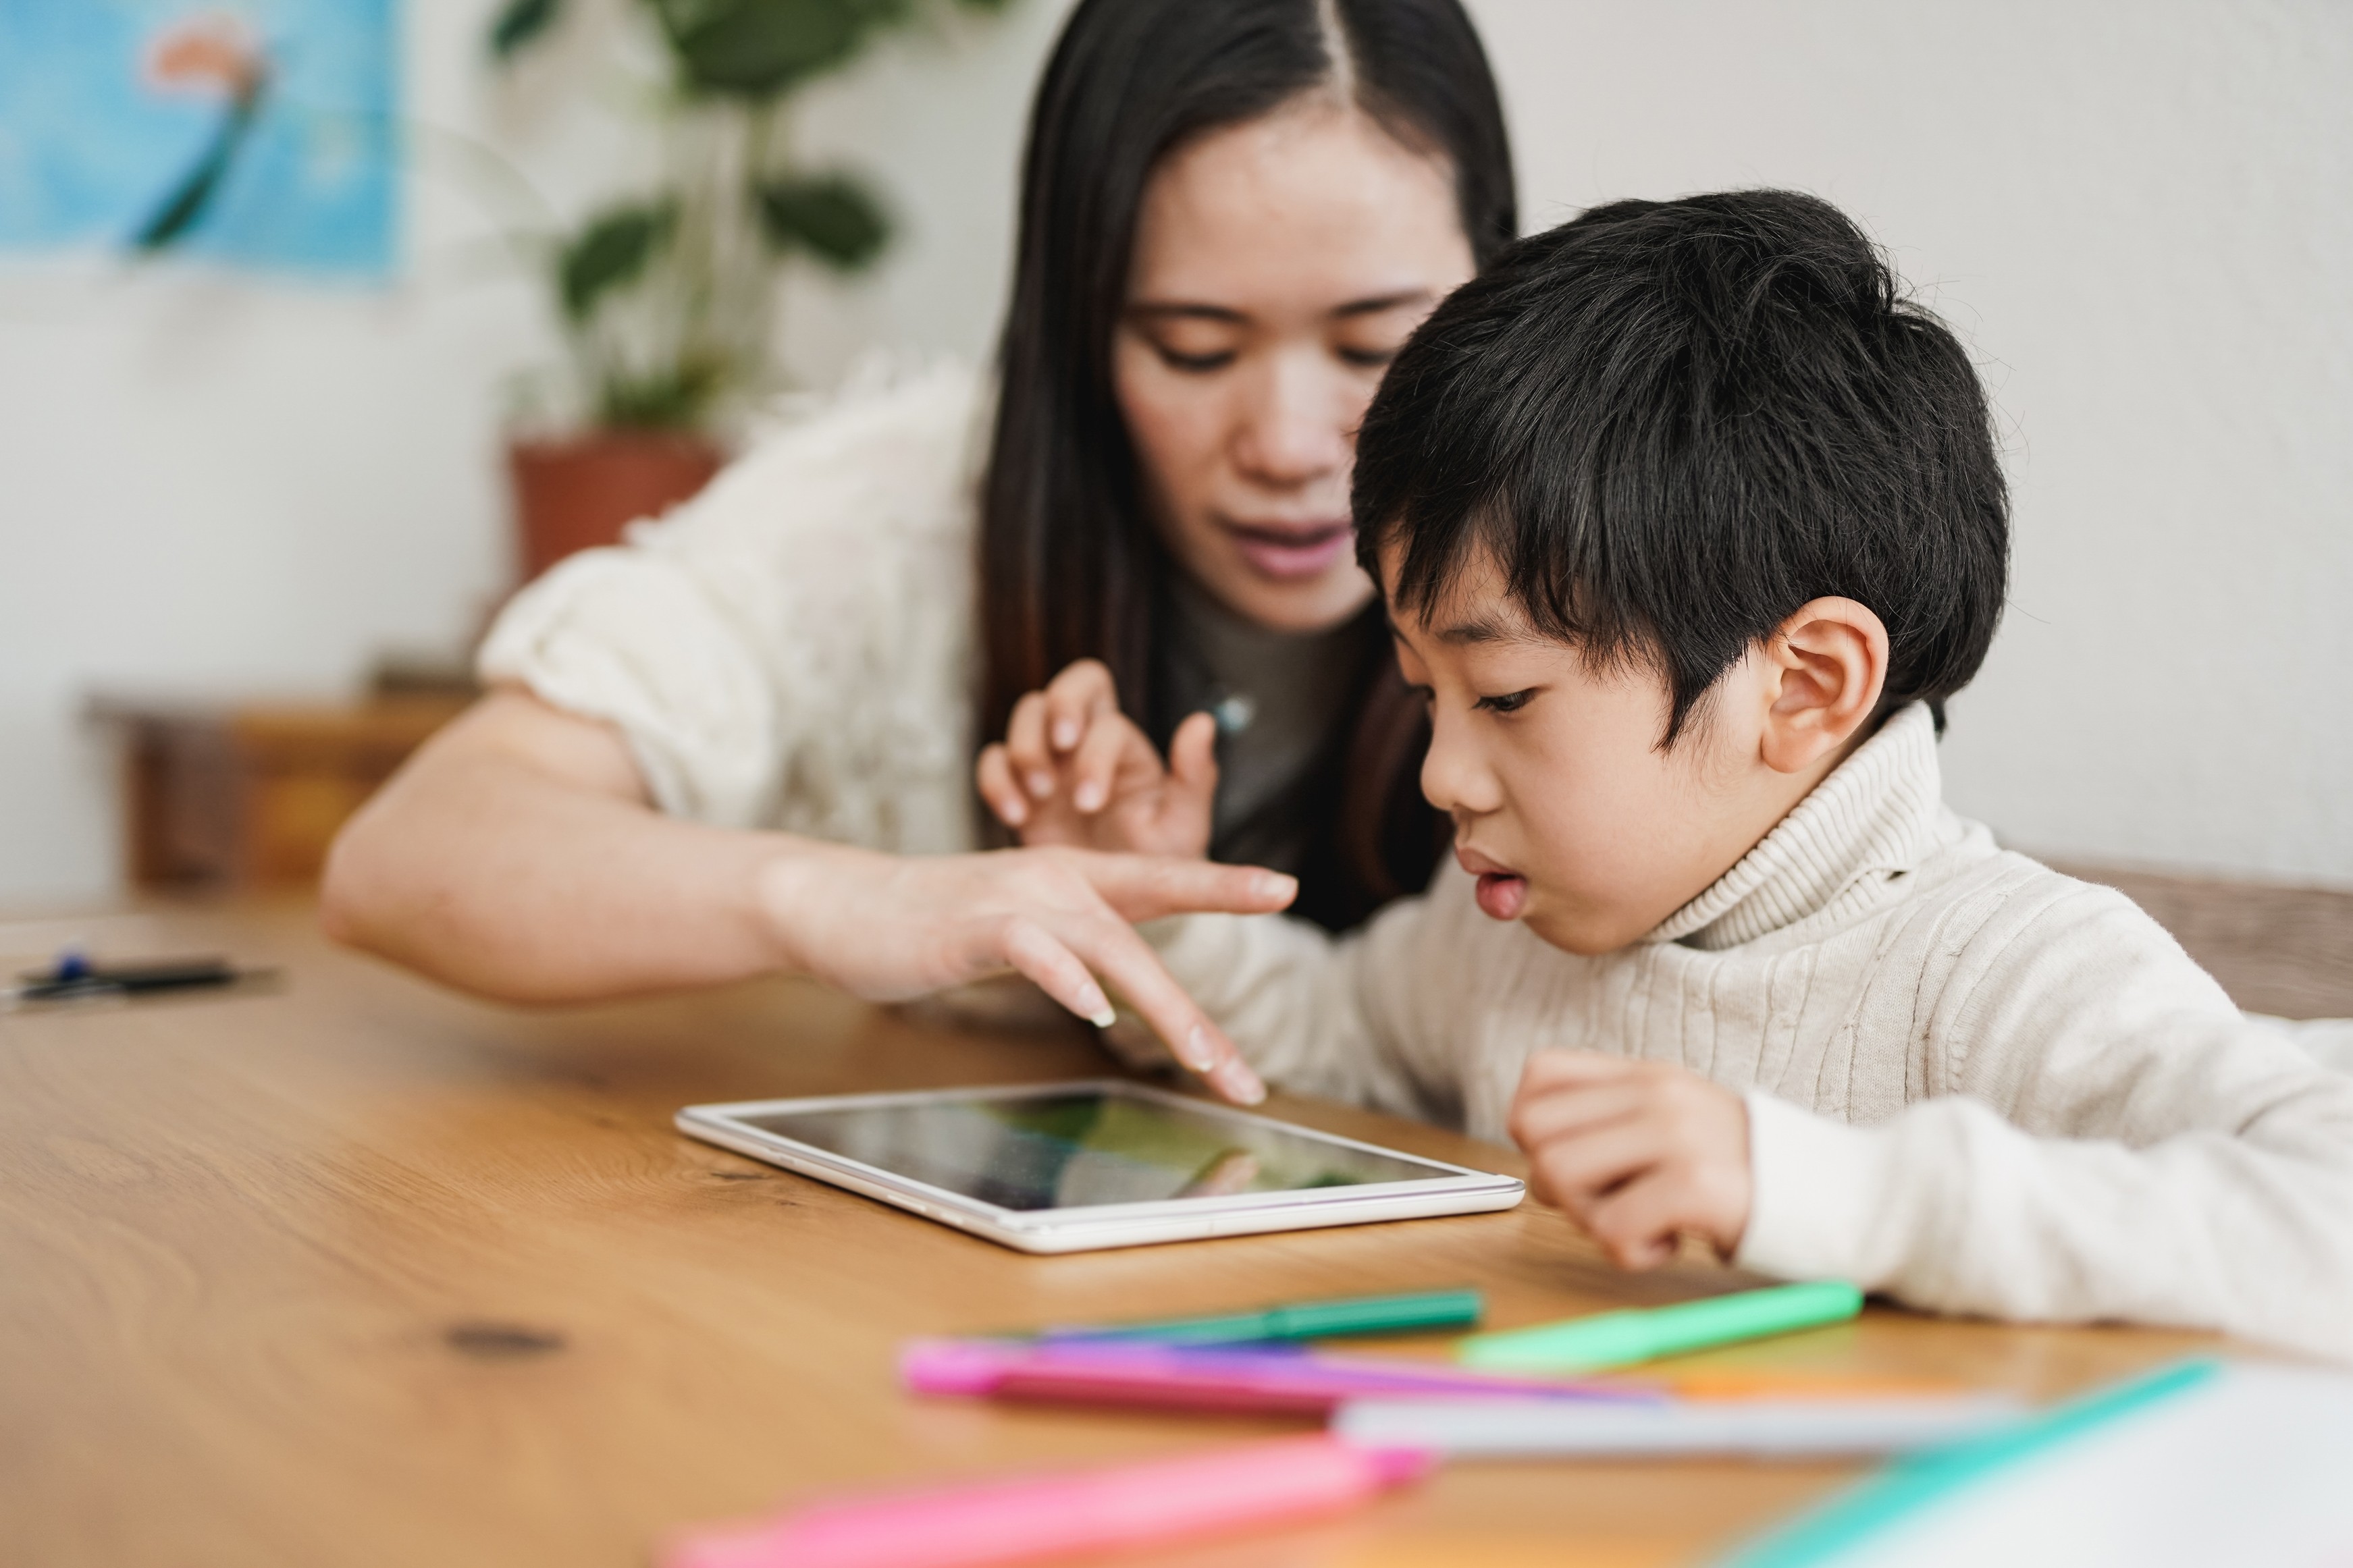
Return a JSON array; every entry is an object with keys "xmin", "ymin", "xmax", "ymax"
[{"xmin": 478, "ymin": 358, "xmax": 991, "ymax": 853}]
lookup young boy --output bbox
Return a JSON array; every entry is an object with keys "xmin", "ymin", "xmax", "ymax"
[{"xmin": 977, "ymin": 190, "xmax": 2353, "ymax": 1361}]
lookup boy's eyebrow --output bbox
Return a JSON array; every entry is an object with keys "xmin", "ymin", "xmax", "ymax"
[
  {"xmin": 1383, "ymin": 612, "xmax": 1517, "ymax": 645},
  {"xmin": 1374, "ymin": 606, "xmax": 1515, "ymax": 644},
  {"xmin": 1436, "ymin": 615, "xmax": 1512, "ymax": 645}
]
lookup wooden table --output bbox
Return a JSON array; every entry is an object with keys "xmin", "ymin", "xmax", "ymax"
[{"xmin": 0, "ymin": 900, "xmax": 2218, "ymax": 1568}]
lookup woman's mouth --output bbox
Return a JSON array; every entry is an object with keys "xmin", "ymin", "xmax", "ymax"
[{"xmin": 1221, "ymin": 518, "xmax": 1354, "ymax": 580}]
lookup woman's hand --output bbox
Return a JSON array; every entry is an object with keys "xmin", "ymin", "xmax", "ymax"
[
  {"xmin": 326, "ymin": 690, "xmax": 1281, "ymax": 1103},
  {"xmin": 976, "ymin": 658, "xmax": 1219, "ymax": 859},
  {"xmin": 761, "ymin": 839, "xmax": 1289, "ymax": 1104}
]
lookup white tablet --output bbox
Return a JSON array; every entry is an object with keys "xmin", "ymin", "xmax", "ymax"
[{"xmin": 675, "ymin": 1079, "xmax": 1523, "ymax": 1253}]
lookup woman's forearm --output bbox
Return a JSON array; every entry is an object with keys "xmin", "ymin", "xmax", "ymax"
[
  {"xmin": 321, "ymin": 691, "xmax": 815, "ymax": 1004},
  {"xmin": 322, "ymin": 691, "xmax": 1291, "ymax": 1100}
]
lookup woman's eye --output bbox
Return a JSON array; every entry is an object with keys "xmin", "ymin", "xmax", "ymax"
[
  {"xmin": 1474, "ymin": 688, "xmax": 1537, "ymax": 715},
  {"xmin": 1155, "ymin": 345, "xmax": 1235, "ymax": 373},
  {"xmin": 1337, "ymin": 344, "xmax": 1400, "ymax": 370}
]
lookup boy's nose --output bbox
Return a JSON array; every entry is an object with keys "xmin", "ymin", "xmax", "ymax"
[{"xmin": 1419, "ymin": 716, "xmax": 1502, "ymax": 817}]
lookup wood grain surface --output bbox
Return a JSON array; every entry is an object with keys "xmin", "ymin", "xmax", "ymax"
[{"xmin": 0, "ymin": 900, "xmax": 2226, "ymax": 1568}]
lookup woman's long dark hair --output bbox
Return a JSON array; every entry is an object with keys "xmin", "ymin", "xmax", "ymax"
[{"xmin": 978, "ymin": 0, "xmax": 1516, "ymax": 929}]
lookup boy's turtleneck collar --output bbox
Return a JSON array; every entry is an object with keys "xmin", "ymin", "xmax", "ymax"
[{"xmin": 1644, "ymin": 703, "xmax": 1947, "ymax": 952}]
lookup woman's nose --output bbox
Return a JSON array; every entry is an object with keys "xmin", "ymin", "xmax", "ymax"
[{"xmin": 1231, "ymin": 353, "xmax": 1351, "ymax": 488}]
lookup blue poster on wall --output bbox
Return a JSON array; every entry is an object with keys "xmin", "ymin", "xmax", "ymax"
[{"xmin": 0, "ymin": 0, "xmax": 400, "ymax": 279}]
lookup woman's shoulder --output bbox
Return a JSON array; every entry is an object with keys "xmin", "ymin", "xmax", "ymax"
[
  {"xmin": 632, "ymin": 353, "xmax": 990, "ymax": 564},
  {"xmin": 477, "ymin": 355, "xmax": 993, "ymax": 846}
]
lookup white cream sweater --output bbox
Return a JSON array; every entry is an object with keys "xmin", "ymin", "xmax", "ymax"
[
  {"xmin": 479, "ymin": 358, "xmax": 990, "ymax": 852},
  {"xmin": 1150, "ymin": 704, "xmax": 2353, "ymax": 1361}
]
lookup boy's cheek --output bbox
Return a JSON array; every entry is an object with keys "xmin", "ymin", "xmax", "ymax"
[
  {"xmin": 1519, "ymin": 901, "xmax": 1635, "ymax": 958},
  {"xmin": 1511, "ymin": 846, "xmax": 1687, "ymax": 956}
]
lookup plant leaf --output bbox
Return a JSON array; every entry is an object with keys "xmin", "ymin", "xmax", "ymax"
[
  {"xmin": 649, "ymin": 0, "xmax": 882, "ymax": 98},
  {"xmin": 596, "ymin": 352, "xmax": 731, "ymax": 430},
  {"xmin": 758, "ymin": 173, "xmax": 889, "ymax": 270},
  {"xmin": 490, "ymin": 0, "xmax": 564, "ymax": 59},
  {"xmin": 559, "ymin": 202, "xmax": 676, "ymax": 323},
  {"xmin": 133, "ymin": 80, "xmax": 265, "ymax": 252}
]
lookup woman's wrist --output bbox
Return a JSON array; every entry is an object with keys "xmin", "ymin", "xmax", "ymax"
[{"xmin": 745, "ymin": 834, "xmax": 877, "ymax": 982}]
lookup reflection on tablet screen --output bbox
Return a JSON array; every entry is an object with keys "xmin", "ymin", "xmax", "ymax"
[{"xmin": 742, "ymin": 1091, "xmax": 1441, "ymax": 1210}]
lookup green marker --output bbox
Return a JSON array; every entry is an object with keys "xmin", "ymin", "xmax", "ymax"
[
  {"xmin": 1456, "ymin": 1280, "xmax": 1863, "ymax": 1373},
  {"xmin": 1045, "ymin": 1288, "xmax": 1484, "ymax": 1347},
  {"xmin": 1722, "ymin": 1356, "xmax": 2222, "ymax": 1568}
]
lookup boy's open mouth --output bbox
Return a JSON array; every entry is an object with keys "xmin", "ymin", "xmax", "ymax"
[
  {"xmin": 1473, "ymin": 873, "xmax": 1528, "ymax": 921},
  {"xmin": 1454, "ymin": 846, "xmax": 1528, "ymax": 921}
]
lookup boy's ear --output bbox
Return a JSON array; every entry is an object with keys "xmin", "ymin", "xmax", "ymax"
[{"xmin": 1757, "ymin": 597, "xmax": 1889, "ymax": 775}]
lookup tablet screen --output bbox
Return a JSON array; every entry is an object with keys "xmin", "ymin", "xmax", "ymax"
[{"xmin": 740, "ymin": 1089, "xmax": 1447, "ymax": 1212}]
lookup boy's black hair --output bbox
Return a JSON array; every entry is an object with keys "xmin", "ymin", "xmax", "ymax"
[{"xmin": 1354, "ymin": 189, "xmax": 2009, "ymax": 740}]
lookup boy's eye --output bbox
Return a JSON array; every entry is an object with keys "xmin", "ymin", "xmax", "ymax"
[{"xmin": 1474, "ymin": 688, "xmax": 1537, "ymax": 715}]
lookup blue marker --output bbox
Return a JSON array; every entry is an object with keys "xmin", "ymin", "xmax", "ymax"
[{"xmin": 1723, "ymin": 1357, "xmax": 2223, "ymax": 1568}]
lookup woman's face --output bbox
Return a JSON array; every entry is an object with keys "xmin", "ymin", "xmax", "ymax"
[{"xmin": 1115, "ymin": 100, "xmax": 1479, "ymax": 634}]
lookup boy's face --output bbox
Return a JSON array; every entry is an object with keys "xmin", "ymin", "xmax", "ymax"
[{"xmin": 1383, "ymin": 544, "xmax": 1803, "ymax": 956}]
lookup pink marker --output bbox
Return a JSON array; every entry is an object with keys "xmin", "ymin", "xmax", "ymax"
[
  {"xmin": 659, "ymin": 1434, "xmax": 1433, "ymax": 1568},
  {"xmin": 901, "ymin": 1336, "xmax": 1651, "ymax": 1415}
]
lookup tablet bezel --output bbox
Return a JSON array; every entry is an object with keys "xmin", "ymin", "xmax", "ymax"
[{"xmin": 675, "ymin": 1078, "xmax": 1524, "ymax": 1253}]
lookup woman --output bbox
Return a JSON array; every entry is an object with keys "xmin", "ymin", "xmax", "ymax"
[{"xmin": 323, "ymin": 0, "xmax": 1516, "ymax": 1104}]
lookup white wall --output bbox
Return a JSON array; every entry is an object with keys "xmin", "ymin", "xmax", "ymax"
[
  {"xmin": 1473, "ymin": 0, "xmax": 2353, "ymax": 886},
  {"xmin": 2, "ymin": 0, "xmax": 2346, "ymax": 902},
  {"xmin": 0, "ymin": 0, "xmax": 1068, "ymax": 902}
]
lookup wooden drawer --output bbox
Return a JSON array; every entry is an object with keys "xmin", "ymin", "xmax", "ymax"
[{"xmin": 93, "ymin": 696, "xmax": 471, "ymax": 889}]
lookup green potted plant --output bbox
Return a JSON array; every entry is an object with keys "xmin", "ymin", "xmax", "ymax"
[{"xmin": 490, "ymin": 0, "xmax": 1009, "ymax": 580}]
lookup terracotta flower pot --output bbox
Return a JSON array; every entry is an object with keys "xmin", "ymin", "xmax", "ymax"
[{"xmin": 506, "ymin": 430, "xmax": 725, "ymax": 584}]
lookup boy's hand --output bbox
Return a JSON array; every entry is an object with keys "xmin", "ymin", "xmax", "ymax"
[
  {"xmin": 976, "ymin": 658, "xmax": 1218, "ymax": 859},
  {"xmin": 1506, "ymin": 1052, "xmax": 1752, "ymax": 1270}
]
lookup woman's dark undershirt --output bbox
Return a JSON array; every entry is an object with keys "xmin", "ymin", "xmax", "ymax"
[{"xmin": 1157, "ymin": 576, "xmax": 1381, "ymax": 884}]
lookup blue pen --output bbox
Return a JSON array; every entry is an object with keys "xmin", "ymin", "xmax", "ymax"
[{"xmin": 1721, "ymin": 1356, "xmax": 2223, "ymax": 1568}]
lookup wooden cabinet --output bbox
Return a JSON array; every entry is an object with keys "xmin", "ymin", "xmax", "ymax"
[{"xmin": 92, "ymin": 695, "xmax": 471, "ymax": 889}]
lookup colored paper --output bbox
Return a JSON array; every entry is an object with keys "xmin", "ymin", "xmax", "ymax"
[{"xmin": 1721, "ymin": 1357, "xmax": 2224, "ymax": 1568}]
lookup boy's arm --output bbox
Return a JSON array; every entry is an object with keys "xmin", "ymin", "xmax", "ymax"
[
  {"xmin": 1736, "ymin": 883, "xmax": 2353, "ymax": 1361},
  {"xmin": 1148, "ymin": 865, "xmax": 1487, "ymax": 1125}
]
